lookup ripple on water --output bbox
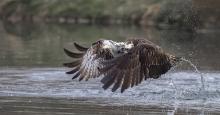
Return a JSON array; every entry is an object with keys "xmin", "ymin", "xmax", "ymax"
[{"xmin": 0, "ymin": 68, "xmax": 220, "ymax": 107}]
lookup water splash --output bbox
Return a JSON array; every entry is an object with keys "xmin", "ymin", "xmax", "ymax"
[
  {"xmin": 181, "ymin": 58, "xmax": 205, "ymax": 93},
  {"xmin": 175, "ymin": 58, "xmax": 206, "ymax": 115}
]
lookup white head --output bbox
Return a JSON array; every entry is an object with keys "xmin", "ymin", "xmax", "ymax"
[
  {"xmin": 102, "ymin": 40, "xmax": 117, "ymax": 49},
  {"xmin": 92, "ymin": 39, "xmax": 134, "ymax": 57},
  {"xmin": 101, "ymin": 40, "xmax": 121, "ymax": 56},
  {"xmin": 102, "ymin": 40, "xmax": 134, "ymax": 55}
]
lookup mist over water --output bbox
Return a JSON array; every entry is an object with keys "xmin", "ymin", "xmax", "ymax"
[{"xmin": 0, "ymin": 21, "xmax": 220, "ymax": 114}]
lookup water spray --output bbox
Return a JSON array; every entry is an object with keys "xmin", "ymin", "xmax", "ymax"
[{"xmin": 180, "ymin": 57, "xmax": 205, "ymax": 92}]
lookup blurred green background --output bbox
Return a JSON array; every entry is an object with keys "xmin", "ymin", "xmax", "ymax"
[{"xmin": 0, "ymin": 0, "xmax": 219, "ymax": 29}]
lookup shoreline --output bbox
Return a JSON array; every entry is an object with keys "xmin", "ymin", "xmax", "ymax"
[{"xmin": 1, "ymin": 0, "xmax": 219, "ymax": 29}]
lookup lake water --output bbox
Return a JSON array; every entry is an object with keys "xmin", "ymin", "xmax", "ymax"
[{"xmin": 0, "ymin": 21, "xmax": 220, "ymax": 114}]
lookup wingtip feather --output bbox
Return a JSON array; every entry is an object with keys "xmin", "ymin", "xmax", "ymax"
[
  {"xmin": 64, "ymin": 48, "xmax": 84, "ymax": 58},
  {"xmin": 72, "ymin": 72, "xmax": 80, "ymax": 80},
  {"xmin": 63, "ymin": 60, "xmax": 81, "ymax": 68},
  {"xmin": 74, "ymin": 42, "xmax": 88, "ymax": 52}
]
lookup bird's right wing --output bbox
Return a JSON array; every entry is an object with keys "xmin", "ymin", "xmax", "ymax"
[
  {"xmin": 63, "ymin": 43, "xmax": 103, "ymax": 81},
  {"xmin": 64, "ymin": 43, "xmax": 110, "ymax": 81}
]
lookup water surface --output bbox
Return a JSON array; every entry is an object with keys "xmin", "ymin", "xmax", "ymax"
[{"xmin": 0, "ymin": 21, "xmax": 220, "ymax": 114}]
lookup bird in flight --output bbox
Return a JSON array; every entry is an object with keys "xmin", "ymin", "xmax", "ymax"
[{"xmin": 63, "ymin": 38, "xmax": 182, "ymax": 93}]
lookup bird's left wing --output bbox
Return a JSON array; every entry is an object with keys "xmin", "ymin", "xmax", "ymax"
[
  {"xmin": 99, "ymin": 43, "xmax": 172, "ymax": 93},
  {"xmin": 63, "ymin": 43, "xmax": 103, "ymax": 81},
  {"xmin": 99, "ymin": 45, "xmax": 142, "ymax": 93}
]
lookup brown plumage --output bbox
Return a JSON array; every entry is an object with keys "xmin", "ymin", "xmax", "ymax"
[
  {"xmin": 64, "ymin": 39, "xmax": 182, "ymax": 93},
  {"xmin": 63, "ymin": 41, "xmax": 114, "ymax": 81}
]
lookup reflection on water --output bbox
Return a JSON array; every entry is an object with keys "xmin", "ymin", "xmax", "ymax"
[{"xmin": 0, "ymin": 21, "xmax": 220, "ymax": 114}]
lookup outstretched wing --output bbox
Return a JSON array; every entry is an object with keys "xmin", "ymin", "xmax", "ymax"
[
  {"xmin": 63, "ymin": 43, "xmax": 102, "ymax": 81},
  {"xmin": 99, "ymin": 43, "xmax": 173, "ymax": 93}
]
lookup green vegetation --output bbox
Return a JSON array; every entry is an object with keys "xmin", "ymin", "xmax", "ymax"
[
  {"xmin": 1, "ymin": 0, "xmax": 218, "ymax": 29},
  {"xmin": 0, "ymin": 0, "xmax": 162, "ymax": 23}
]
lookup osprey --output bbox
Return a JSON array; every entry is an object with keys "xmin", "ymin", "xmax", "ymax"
[{"xmin": 63, "ymin": 39, "xmax": 182, "ymax": 93}]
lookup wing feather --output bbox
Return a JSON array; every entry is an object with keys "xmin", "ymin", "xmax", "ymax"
[
  {"xmin": 102, "ymin": 71, "xmax": 118, "ymax": 90},
  {"xmin": 74, "ymin": 42, "xmax": 88, "ymax": 52},
  {"xmin": 64, "ymin": 42, "xmax": 111, "ymax": 81},
  {"xmin": 72, "ymin": 72, "xmax": 80, "ymax": 80},
  {"xmin": 131, "ymin": 66, "xmax": 138, "ymax": 88},
  {"xmin": 111, "ymin": 71, "xmax": 124, "ymax": 92},
  {"xmin": 84, "ymin": 60, "xmax": 93, "ymax": 81},
  {"xmin": 66, "ymin": 66, "xmax": 80, "ymax": 74},
  {"xmin": 78, "ymin": 66, "xmax": 87, "ymax": 81},
  {"xmin": 135, "ymin": 66, "xmax": 141, "ymax": 86},
  {"xmin": 121, "ymin": 69, "xmax": 132, "ymax": 93},
  {"xmin": 64, "ymin": 48, "xmax": 84, "ymax": 58},
  {"xmin": 63, "ymin": 60, "xmax": 81, "ymax": 67},
  {"xmin": 99, "ymin": 41, "xmax": 173, "ymax": 92}
]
